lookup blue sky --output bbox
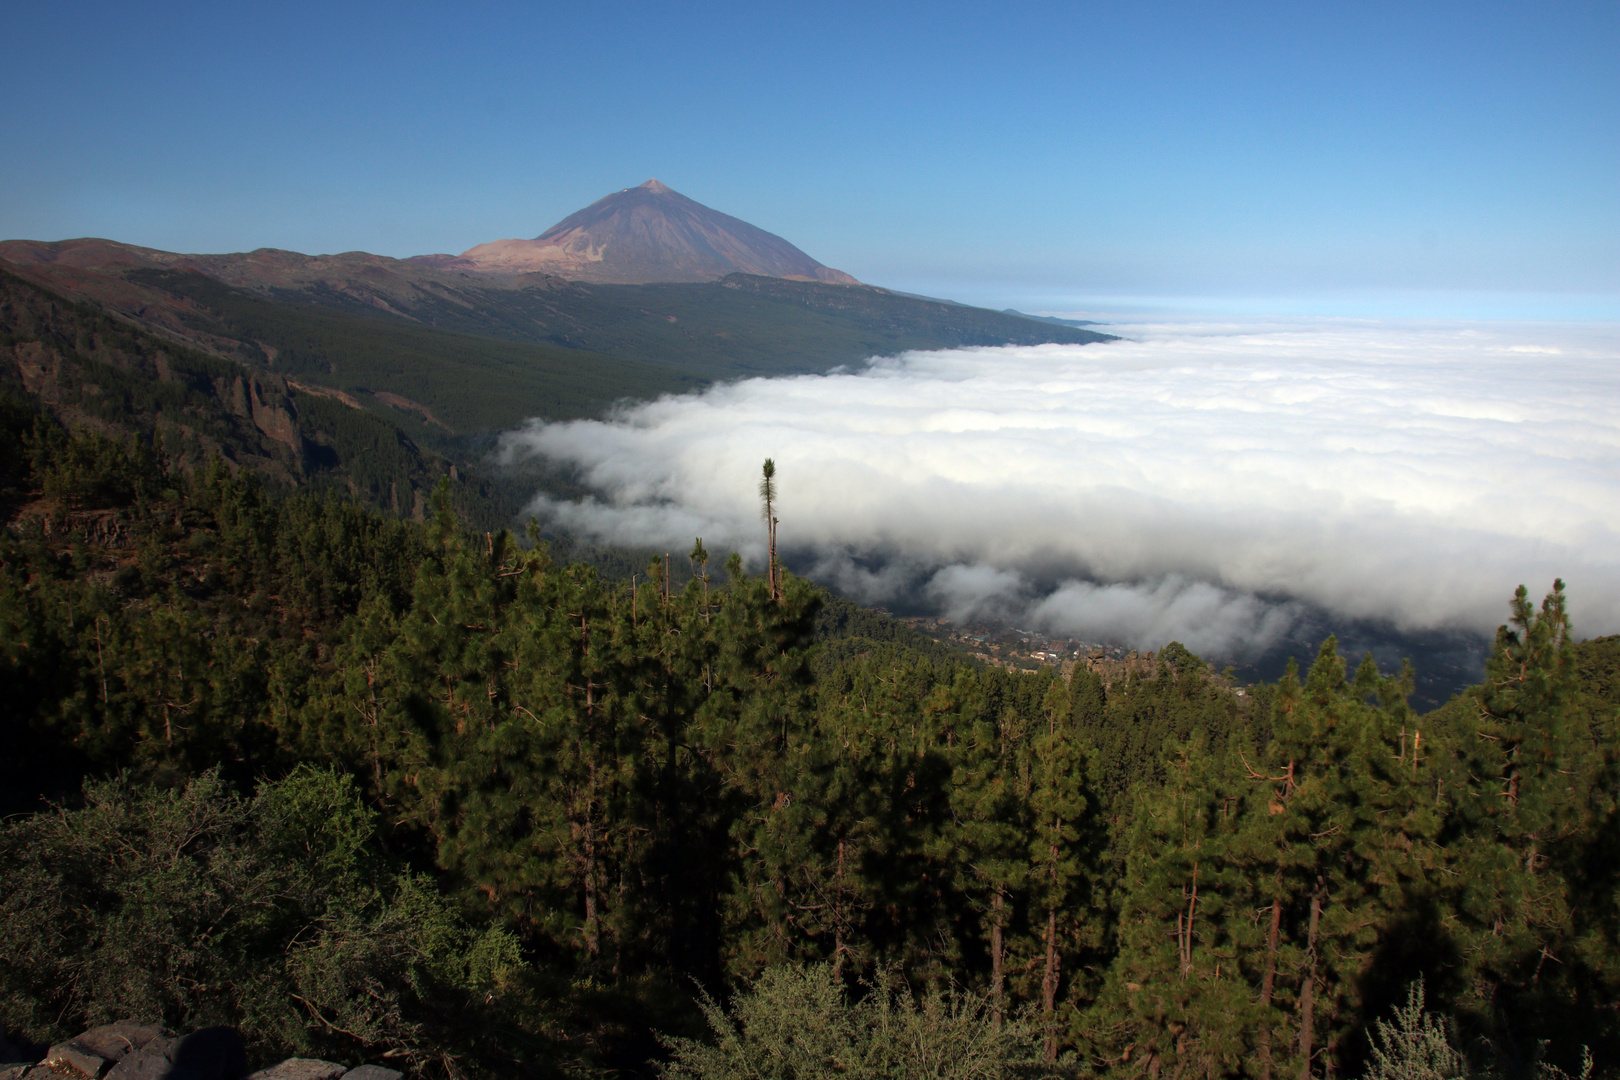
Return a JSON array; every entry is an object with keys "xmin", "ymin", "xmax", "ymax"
[{"xmin": 3, "ymin": 0, "xmax": 1616, "ymax": 316}]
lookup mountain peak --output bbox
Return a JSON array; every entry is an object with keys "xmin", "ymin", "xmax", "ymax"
[{"xmin": 453, "ymin": 181, "xmax": 858, "ymax": 285}]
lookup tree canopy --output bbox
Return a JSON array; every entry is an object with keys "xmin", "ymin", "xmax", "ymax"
[{"xmin": 3, "ymin": 422, "xmax": 1618, "ymax": 1079}]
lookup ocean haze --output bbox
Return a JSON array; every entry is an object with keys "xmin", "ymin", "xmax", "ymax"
[{"xmin": 501, "ymin": 316, "xmax": 1620, "ymax": 672}]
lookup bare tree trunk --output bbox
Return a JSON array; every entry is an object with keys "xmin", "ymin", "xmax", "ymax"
[
  {"xmin": 1180, "ymin": 865, "xmax": 1200, "ymax": 978},
  {"xmin": 1258, "ymin": 891, "xmax": 1282, "ymax": 1080},
  {"xmin": 365, "ymin": 658, "xmax": 382, "ymax": 788},
  {"xmin": 95, "ymin": 619, "xmax": 108, "ymax": 705},
  {"xmin": 582, "ymin": 815, "xmax": 600, "ymax": 957},
  {"xmin": 991, "ymin": 888, "xmax": 1006, "ymax": 1026},
  {"xmin": 582, "ymin": 654, "xmax": 601, "ymax": 959},
  {"xmin": 832, "ymin": 838, "xmax": 847, "ymax": 983},
  {"xmin": 769, "ymin": 516, "xmax": 779, "ymax": 600},
  {"xmin": 1042, "ymin": 905, "xmax": 1060, "ymax": 1062},
  {"xmin": 581, "ymin": 756, "xmax": 601, "ymax": 960},
  {"xmin": 615, "ymin": 863, "xmax": 626, "ymax": 977},
  {"xmin": 1297, "ymin": 881, "xmax": 1324, "ymax": 1080}
]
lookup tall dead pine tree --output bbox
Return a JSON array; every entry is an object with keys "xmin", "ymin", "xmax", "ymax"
[{"xmin": 759, "ymin": 458, "xmax": 779, "ymax": 601}]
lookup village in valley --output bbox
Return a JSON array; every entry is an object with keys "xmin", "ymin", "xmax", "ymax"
[
  {"xmin": 892, "ymin": 614, "xmax": 1134, "ymax": 673},
  {"xmin": 884, "ymin": 614, "xmax": 1255, "ymax": 698}
]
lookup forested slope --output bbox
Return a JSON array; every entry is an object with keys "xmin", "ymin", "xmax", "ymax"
[
  {"xmin": 120, "ymin": 269, "xmax": 707, "ymax": 435},
  {"xmin": 0, "ymin": 267, "xmax": 520, "ymax": 528},
  {"xmin": 3, "ymin": 412, "xmax": 1619, "ymax": 1079}
]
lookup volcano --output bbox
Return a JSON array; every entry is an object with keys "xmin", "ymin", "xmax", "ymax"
[{"xmin": 447, "ymin": 179, "xmax": 859, "ymax": 284}]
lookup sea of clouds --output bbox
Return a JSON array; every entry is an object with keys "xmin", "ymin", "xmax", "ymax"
[{"xmin": 499, "ymin": 319, "xmax": 1620, "ymax": 660}]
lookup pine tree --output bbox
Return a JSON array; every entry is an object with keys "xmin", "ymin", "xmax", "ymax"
[
  {"xmin": 1088, "ymin": 735, "xmax": 1252, "ymax": 1080},
  {"xmin": 691, "ymin": 561, "xmax": 823, "ymax": 975},
  {"xmin": 1088, "ymin": 640, "xmax": 1433, "ymax": 1080},
  {"xmin": 1440, "ymin": 581, "xmax": 1606, "ymax": 1065},
  {"xmin": 1026, "ymin": 679, "xmax": 1096, "ymax": 1061},
  {"xmin": 947, "ymin": 672, "xmax": 1029, "ymax": 1023},
  {"xmin": 1244, "ymin": 642, "xmax": 1435, "ymax": 1080}
]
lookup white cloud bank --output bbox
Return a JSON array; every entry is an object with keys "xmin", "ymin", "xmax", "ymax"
[{"xmin": 500, "ymin": 319, "xmax": 1620, "ymax": 659}]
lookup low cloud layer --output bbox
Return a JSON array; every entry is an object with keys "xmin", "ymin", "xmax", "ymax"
[{"xmin": 500, "ymin": 319, "xmax": 1620, "ymax": 659}]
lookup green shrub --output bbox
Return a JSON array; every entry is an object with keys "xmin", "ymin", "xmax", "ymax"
[
  {"xmin": 0, "ymin": 767, "xmax": 520, "ymax": 1068},
  {"xmin": 659, "ymin": 962, "xmax": 1070, "ymax": 1079},
  {"xmin": 1363, "ymin": 983, "xmax": 1468, "ymax": 1080},
  {"xmin": 1361, "ymin": 982, "xmax": 1592, "ymax": 1080}
]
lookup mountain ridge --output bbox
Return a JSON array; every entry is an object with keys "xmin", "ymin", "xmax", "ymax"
[
  {"xmin": 0, "ymin": 239, "xmax": 1113, "ymax": 393},
  {"xmin": 0, "ymin": 241, "xmax": 1113, "ymax": 450}
]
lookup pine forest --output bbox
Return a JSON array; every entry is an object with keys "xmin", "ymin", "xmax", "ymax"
[{"xmin": 4, "ymin": 407, "xmax": 1620, "ymax": 1080}]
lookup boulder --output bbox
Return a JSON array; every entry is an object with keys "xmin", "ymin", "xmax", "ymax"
[
  {"xmin": 34, "ymin": 1024, "xmax": 395, "ymax": 1080},
  {"xmin": 47, "ymin": 1041, "xmax": 111, "ymax": 1079},
  {"xmin": 242, "ymin": 1062, "xmax": 345, "ymax": 1080},
  {"xmin": 70, "ymin": 1026, "xmax": 169, "ymax": 1067},
  {"xmin": 49, "ymin": 1023, "xmax": 171, "ymax": 1079},
  {"xmin": 340, "ymin": 1068, "xmax": 401, "ymax": 1080},
  {"xmin": 101, "ymin": 1036, "xmax": 176, "ymax": 1080},
  {"xmin": 105, "ymin": 1027, "xmax": 246, "ymax": 1080}
]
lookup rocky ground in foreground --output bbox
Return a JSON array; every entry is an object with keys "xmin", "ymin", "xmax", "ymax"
[{"xmin": 0, "ymin": 1023, "xmax": 403, "ymax": 1080}]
